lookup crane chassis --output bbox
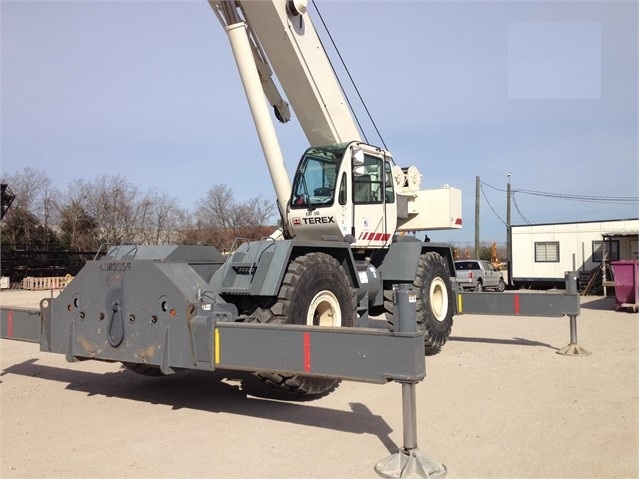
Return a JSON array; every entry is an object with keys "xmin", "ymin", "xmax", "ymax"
[{"xmin": 0, "ymin": 2, "xmax": 591, "ymax": 475}]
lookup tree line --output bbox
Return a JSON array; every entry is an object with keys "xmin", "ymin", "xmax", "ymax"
[
  {"xmin": 1, "ymin": 167, "xmax": 507, "ymax": 280},
  {"xmin": 1, "ymin": 167, "xmax": 276, "ymax": 255}
]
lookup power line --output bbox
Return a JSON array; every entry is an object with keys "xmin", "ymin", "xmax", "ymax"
[
  {"xmin": 480, "ymin": 183, "xmax": 506, "ymax": 225},
  {"xmin": 512, "ymin": 192, "xmax": 531, "ymax": 224},
  {"xmin": 479, "ymin": 180, "xmax": 638, "ymax": 225},
  {"xmin": 481, "ymin": 182, "xmax": 506, "ymax": 193},
  {"xmin": 481, "ymin": 181, "xmax": 638, "ymax": 204},
  {"xmin": 514, "ymin": 188, "xmax": 639, "ymax": 204}
]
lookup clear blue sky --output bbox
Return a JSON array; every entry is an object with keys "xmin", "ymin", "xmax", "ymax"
[{"xmin": 2, "ymin": 0, "xmax": 637, "ymax": 244}]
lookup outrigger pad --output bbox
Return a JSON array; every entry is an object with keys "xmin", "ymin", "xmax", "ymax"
[
  {"xmin": 375, "ymin": 447, "xmax": 447, "ymax": 479},
  {"xmin": 556, "ymin": 343, "xmax": 591, "ymax": 356}
]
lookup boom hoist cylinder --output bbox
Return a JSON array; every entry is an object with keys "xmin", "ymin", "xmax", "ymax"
[{"xmin": 215, "ymin": 1, "xmax": 292, "ymax": 224}]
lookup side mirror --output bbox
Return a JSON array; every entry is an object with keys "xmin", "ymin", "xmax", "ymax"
[{"xmin": 352, "ymin": 148, "xmax": 365, "ymax": 166}]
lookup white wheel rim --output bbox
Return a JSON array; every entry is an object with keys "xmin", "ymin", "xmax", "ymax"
[
  {"xmin": 307, "ymin": 290, "xmax": 341, "ymax": 327},
  {"xmin": 429, "ymin": 277, "xmax": 448, "ymax": 322}
]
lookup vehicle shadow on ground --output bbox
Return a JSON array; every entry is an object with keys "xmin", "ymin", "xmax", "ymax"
[
  {"xmin": 580, "ymin": 296, "xmax": 616, "ymax": 311},
  {"xmin": 1, "ymin": 359, "xmax": 398, "ymax": 454},
  {"xmin": 449, "ymin": 336, "xmax": 559, "ymax": 350}
]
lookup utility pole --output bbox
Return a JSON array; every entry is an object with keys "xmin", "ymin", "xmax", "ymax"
[
  {"xmin": 475, "ymin": 176, "xmax": 480, "ymax": 258},
  {"xmin": 506, "ymin": 173, "xmax": 512, "ymax": 285}
]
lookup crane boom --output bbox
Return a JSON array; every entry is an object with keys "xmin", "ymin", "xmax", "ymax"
[
  {"xmin": 211, "ymin": 0, "xmax": 362, "ymax": 146},
  {"xmin": 211, "ymin": 0, "xmax": 462, "ymax": 241}
]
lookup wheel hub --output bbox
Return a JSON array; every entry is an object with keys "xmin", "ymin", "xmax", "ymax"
[
  {"xmin": 307, "ymin": 290, "xmax": 341, "ymax": 326},
  {"xmin": 429, "ymin": 277, "xmax": 448, "ymax": 322}
]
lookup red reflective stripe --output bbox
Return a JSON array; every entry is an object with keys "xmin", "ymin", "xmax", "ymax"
[
  {"xmin": 7, "ymin": 310, "xmax": 13, "ymax": 337},
  {"xmin": 303, "ymin": 332, "xmax": 311, "ymax": 372},
  {"xmin": 514, "ymin": 295, "xmax": 520, "ymax": 315},
  {"xmin": 358, "ymin": 232, "xmax": 390, "ymax": 242},
  {"xmin": 455, "ymin": 218, "xmax": 463, "ymax": 225}
]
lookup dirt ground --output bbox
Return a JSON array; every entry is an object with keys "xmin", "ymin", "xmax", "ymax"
[{"xmin": 1, "ymin": 291, "xmax": 637, "ymax": 478}]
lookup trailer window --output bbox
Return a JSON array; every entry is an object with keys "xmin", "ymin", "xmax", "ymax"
[
  {"xmin": 593, "ymin": 240, "xmax": 619, "ymax": 262},
  {"xmin": 534, "ymin": 242, "xmax": 560, "ymax": 262}
]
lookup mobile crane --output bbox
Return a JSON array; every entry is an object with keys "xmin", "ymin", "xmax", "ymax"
[{"xmin": 36, "ymin": 0, "xmax": 462, "ymax": 396}]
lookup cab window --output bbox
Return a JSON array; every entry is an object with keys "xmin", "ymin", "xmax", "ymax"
[
  {"xmin": 353, "ymin": 155, "xmax": 394, "ymax": 204},
  {"xmin": 291, "ymin": 156, "xmax": 338, "ymax": 208},
  {"xmin": 338, "ymin": 172, "xmax": 347, "ymax": 205},
  {"xmin": 384, "ymin": 161, "xmax": 395, "ymax": 203}
]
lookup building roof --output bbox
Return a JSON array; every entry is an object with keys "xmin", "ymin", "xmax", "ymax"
[
  {"xmin": 602, "ymin": 230, "xmax": 639, "ymax": 238},
  {"xmin": 512, "ymin": 218, "xmax": 638, "ymax": 228}
]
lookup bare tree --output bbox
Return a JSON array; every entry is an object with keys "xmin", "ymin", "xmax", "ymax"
[
  {"xmin": 41, "ymin": 183, "xmax": 60, "ymax": 249},
  {"xmin": 58, "ymin": 179, "xmax": 95, "ymax": 250},
  {"xmin": 0, "ymin": 167, "xmax": 59, "ymax": 247},
  {"xmin": 237, "ymin": 196, "xmax": 275, "ymax": 228},
  {"xmin": 193, "ymin": 184, "xmax": 275, "ymax": 250},
  {"xmin": 58, "ymin": 179, "xmax": 99, "ymax": 251},
  {"xmin": 84, "ymin": 174, "xmax": 140, "ymax": 244},
  {"xmin": 195, "ymin": 184, "xmax": 235, "ymax": 229},
  {"xmin": 1, "ymin": 169, "xmax": 275, "ymax": 253},
  {"xmin": 137, "ymin": 191, "xmax": 185, "ymax": 245},
  {"xmin": 1, "ymin": 167, "xmax": 50, "ymax": 216}
]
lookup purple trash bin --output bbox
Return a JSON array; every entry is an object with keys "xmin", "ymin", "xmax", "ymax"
[{"xmin": 611, "ymin": 260, "xmax": 639, "ymax": 312}]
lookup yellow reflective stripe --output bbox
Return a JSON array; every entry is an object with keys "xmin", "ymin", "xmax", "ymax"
[
  {"xmin": 457, "ymin": 294, "xmax": 463, "ymax": 314},
  {"xmin": 214, "ymin": 328, "xmax": 220, "ymax": 364}
]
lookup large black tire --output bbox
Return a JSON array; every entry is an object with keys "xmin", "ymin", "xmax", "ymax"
[
  {"xmin": 386, "ymin": 251, "xmax": 454, "ymax": 356},
  {"xmin": 254, "ymin": 252, "xmax": 355, "ymax": 397}
]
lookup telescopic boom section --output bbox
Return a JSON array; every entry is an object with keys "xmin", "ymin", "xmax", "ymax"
[
  {"xmin": 211, "ymin": 0, "xmax": 362, "ymax": 146},
  {"xmin": 238, "ymin": 0, "xmax": 362, "ymax": 146}
]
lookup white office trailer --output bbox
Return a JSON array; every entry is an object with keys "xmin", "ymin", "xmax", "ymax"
[{"xmin": 511, "ymin": 218, "xmax": 639, "ymax": 289}]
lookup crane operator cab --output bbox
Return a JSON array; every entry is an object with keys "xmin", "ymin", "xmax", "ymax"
[{"xmin": 288, "ymin": 142, "xmax": 398, "ymax": 248}]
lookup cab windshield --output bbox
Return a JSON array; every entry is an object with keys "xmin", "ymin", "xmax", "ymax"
[{"xmin": 290, "ymin": 144, "xmax": 348, "ymax": 209}]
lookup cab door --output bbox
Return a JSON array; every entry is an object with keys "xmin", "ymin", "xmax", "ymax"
[
  {"xmin": 483, "ymin": 261, "xmax": 499, "ymax": 288},
  {"xmin": 351, "ymin": 150, "xmax": 397, "ymax": 248}
]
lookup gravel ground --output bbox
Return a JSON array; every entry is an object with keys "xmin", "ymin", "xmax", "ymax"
[{"xmin": 1, "ymin": 291, "xmax": 637, "ymax": 478}]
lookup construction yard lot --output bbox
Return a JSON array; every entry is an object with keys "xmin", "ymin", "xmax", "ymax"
[{"xmin": 1, "ymin": 291, "xmax": 637, "ymax": 478}]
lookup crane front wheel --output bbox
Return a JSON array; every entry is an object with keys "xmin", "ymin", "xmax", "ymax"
[
  {"xmin": 254, "ymin": 252, "xmax": 355, "ymax": 396},
  {"xmin": 415, "ymin": 252, "xmax": 455, "ymax": 355},
  {"xmin": 385, "ymin": 252, "xmax": 454, "ymax": 356}
]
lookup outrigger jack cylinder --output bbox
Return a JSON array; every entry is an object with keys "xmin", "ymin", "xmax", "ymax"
[
  {"xmin": 557, "ymin": 272, "xmax": 591, "ymax": 356},
  {"xmin": 375, "ymin": 284, "xmax": 447, "ymax": 479}
]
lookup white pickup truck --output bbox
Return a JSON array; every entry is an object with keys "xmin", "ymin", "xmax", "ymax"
[{"xmin": 454, "ymin": 260, "xmax": 505, "ymax": 292}]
